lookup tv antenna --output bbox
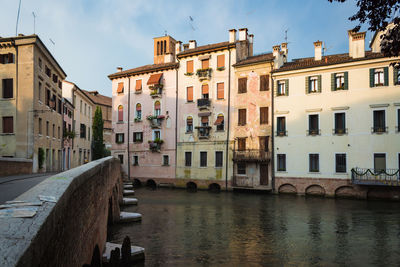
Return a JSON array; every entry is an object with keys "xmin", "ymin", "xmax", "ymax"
[
  {"xmin": 322, "ymin": 42, "xmax": 332, "ymax": 56},
  {"xmin": 15, "ymin": 0, "xmax": 22, "ymax": 36},
  {"xmin": 284, "ymin": 28, "xmax": 289, "ymax": 43},
  {"xmin": 32, "ymin": 12, "xmax": 36, "ymax": 34},
  {"xmin": 188, "ymin": 16, "xmax": 196, "ymax": 31},
  {"xmin": 49, "ymin": 38, "xmax": 55, "ymax": 45}
]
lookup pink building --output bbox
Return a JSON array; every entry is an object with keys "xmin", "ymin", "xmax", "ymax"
[
  {"xmin": 109, "ymin": 35, "xmax": 178, "ymax": 183},
  {"xmin": 62, "ymin": 98, "xmax": 74, "ymax": 170}
]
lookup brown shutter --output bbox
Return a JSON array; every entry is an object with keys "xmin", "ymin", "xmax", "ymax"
[
  {"xmin": 135, "ymin": 80, "xmax": 142, "ymax": 91},
  {"xmin": 187, "ymin": 86, "xmax": 193, "ymax": 102},
  {"xmin": 202, "ymin": 84, "xmax": 209, "ymax": 94},
  {"xmin": 260, "ymin": 75, "xmax": 269, "ymax": 91},
  {"xmin": 2, "ymin": 116, "xmax": 13, "ymax": 133},
  {"xmin": 214, "ymin": 115, "xmax": 224, "ymax": 125},
  {"xmin": 238, "ymin": 138, "xmax": 246, "ymax": 151},
  {"xmin": 201, "ymin": 116, "xmax": 209, "ymax": 123},
  {"xmin": 202, "ymin": 59, "xmax": 209, "ymax": 69},
  {"xmin": 187, "ymin": 117, "xmax": 193, "ymax": 125},
  {"xmin": 136, "ymin": 103, "xmax": 141, "ymax": 111},
  {"xmin": 239, "ymin": 109, "xmax": 246, "ymax": 125},
  {"xmin": 187, "ymin": 60, "xmax": 194, "ymax": 73},
  {"xmin": 260, "ymin": 107, "xmax": 268, "ymax": 124},
  {"xmin": 117, "ymin": 82, "xmax": 124, "ymax": 93},
  {"xmin": 217, "ymin": 55, "xmax": 225, "ymax": 68},
  {"xmin": 238, "ymin": 78, "xmax": 247, "ymax": 93},
  {"xmin": 217, "ymin": 83, "xmax": 224, "ymax": 99}
]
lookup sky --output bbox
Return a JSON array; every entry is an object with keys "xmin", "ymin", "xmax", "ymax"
[{"xmin": 0, "ymin": 0, "xmax": 371, "ymax": 97}]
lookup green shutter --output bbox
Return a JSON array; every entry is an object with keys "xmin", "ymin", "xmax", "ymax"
[
  {"xmin": 331, "ymin": 73, "xmax": 336, "ymax": 91},
  {"xmin": 384, "ymin": 67, "xmax": 389, "ymax": 86},
  {"xmin": 344, "ymin": 72, "xmax": 348, "ymax": 90},
  {"xmin": 318, "ymin": 75, "xmax": 322, "ymax": 93},
  {"xmin": 394, "ymin": 67, "xmax": 399, "ymax": 85},
  {"xmin": 285, "ymin": 79, "xmax": 289, "ymax": 96},
  {"xmin": 305, "ymin": 77, "xmax": 309, "ymax": 94},
  {"xmin": 369, "ymin": 68, "xmax": 375, "ymax": 88}
]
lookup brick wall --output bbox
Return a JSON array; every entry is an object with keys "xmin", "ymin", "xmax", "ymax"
[{"xmin": 0, "ymin": 158, "xmax": 32, "ymax": 177}]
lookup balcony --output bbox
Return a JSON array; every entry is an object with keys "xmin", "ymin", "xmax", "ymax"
[
  {"xmin": 149, "ymin": 84, "xmax": 163, "ymax": 98},
  {"xmin": 332, "ymin": 128, "xmax": 348, "ymax": 135},
  {"xmin": 233, "ymin": 149, "xmax": 271, "ymax": 163},
  {"xmin": 148, "ymin": 140, "xmax": 163, "ymax": 152},
  {"xmin": 307, "ymin": 129, "xmax": 321, "ymax": 136},
  {"xmin": 371, "ymin": 126, "xmax": 388, "ymax": 134},
  {"xmin": 196, "ymin": 68, "xmax": 212, "ymax": 81},
  {"xmin": 275, "ymin": 130, "xmax": 287, "ymax": 137},
  {"xmin": 195, "ymin": 126, "xmax": 211, "ymax": 139},
  {"xmin": 197, "ymin": 98, "xmax": 211, "ymax": 110},
  {"xmin": 351, "ymin": 167, "xmax": 400, "ymax": 186},
  {"xmin": 146, "ymin": 115, "xmax": 165, "ymax": 128}
]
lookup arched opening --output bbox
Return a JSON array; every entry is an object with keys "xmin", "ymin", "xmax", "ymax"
[
  {"xmin": 146, "ymin": 179, "xmax": 157, "ymax": 189},
  {"xmin": 208, "ymin": 183, "xmax": 221, "ymax": 193},
  {"xmin": 136, "ymin": 103, "xmax": 142, "ymax": 120},
  {"xmin": 335, "ymin": 186, "xmax": 357, "ymax": 199},
  {"xmin": 186, "ymin": 181, "xmax": 197, "ymax": 192},
  {"xmin": 215, "ymin": 114, "xmax": 224, "ymax": 131},
  {"xmin": 305, "ymin": 184, "xmax": 326, "ymax": 197},
  {"xmin": 118, "ymin": 105, "xmax": 123, "ymax": 122},
  {"xmin": 154, "ymin": 101, "xmax": 161, "ymax": 116},
  {"xmin": 133, "ymin": 178, "xmax": 142, "ymax": 188},
  {"xmin": 186, "ymin": 116, "xmax": 193, "ymax": 132},
  {"xmin": 278, "ymin": 183, "xmax": 297, "ymax": 194}
]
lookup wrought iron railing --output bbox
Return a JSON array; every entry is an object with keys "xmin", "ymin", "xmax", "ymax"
[
  {"xmin": 371, "ymin": 126, "xmax": 388, "ymax": 134},
  {"xmin": 332, "ymin": 128, "xmax": 348, "ymax": 135},
  {"xmin": 195, "ymin": 126, "xmax": 211, "ymax": 138},
  {"xmin": 275, "ymin": 130, "xmax": 287, "ymax": 136},
  {"xmin": 233, "ymin": 149, "xmax": 271, "ymax": 162},
  {"xmin": 197, "ymin": 98, "xmax": 211, "ymax": 108},
  {"xmin": 232, "ymin": 176, "xmax": 254, "ymax": 188},
  {"xmin": 351, "ymin": 167, "xmax": 400, "ymax": 186},
  {"xmin": 307, "ymin": 129, "xmax": 321, "ymax": 136},
  {"xmin": 196, "ymin": 68, "xmax": 212, "ymax": 80}
]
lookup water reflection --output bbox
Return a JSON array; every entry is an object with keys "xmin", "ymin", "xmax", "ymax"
[{"xmin": 109, "ymin": 189, "xmax": 400, "ymax": 266}]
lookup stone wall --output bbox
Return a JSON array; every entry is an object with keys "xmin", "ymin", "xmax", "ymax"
[
  {"xmin": 0, "ymin": 156, "xmax": 123, "ymax": 267},
  {"xmin": 0, "ymin": 157, "xmax": 33, "ymax": 177}
]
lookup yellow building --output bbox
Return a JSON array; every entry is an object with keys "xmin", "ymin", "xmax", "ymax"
[{"xmin": 0, "ymin": 34, "xmax": 66, "ymax": 173}]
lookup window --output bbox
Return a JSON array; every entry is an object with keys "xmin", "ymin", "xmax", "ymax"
[
  {"xmin": 259, "ymin": 136, "xmax": 269, "ymax": 152},
  {"xmin": 45, "ymin": 89, "xmax": 50, "ymax": 106},
  {"xmin": 238, "ymin": 109, "xmax": 246, "ymax": 126},
  {"xmin": 201, "ymin": 59, "xmax": 209, "ymax": 69},
  {"xmin": 277, "ymin": 80, "xmax": 288, "ymax": 96},
  {"xmin": 163, "ymin": 155, "xmax": 169, "ymax": 166},
  {"xmin": 277, "ymin": 117, "xmax": 286, "ymax": 136},
  {"xmin": 133, "ymin": 155, "xmax": 139, "ymax": 166},
  {"xmin": 58, "ymin": 99, "xmax": 62, "ymax": 114},
  {"xmin": 186, "ymin": 60, "xmax": 193, "ymax": 74},
  {"xmin": 88, "ymin": 127, "xmax": 90, "ymax": 141},
  {"xmin": 133, "ymin": 132, "xmax": 143, "ymax": 143},
  {"xmin": 39, "ymin": 58, "xmax": 42, "ymax": 68},
  {"xmin": 52, "ymin": 124, "xmax": 55, "ymax": 137},
  {"xmin": 217, "ymin": 82, "xmax": 224, "ymax": 99},
  {"xmin": 373, "ymin": 110, "xmax": 386, "ymax": 133},
  {"xmin": 118, "ymin": 155, "xmax": 124, "ymax": 164},
  {"xmin": 215, "ymin": 114, "xmax": 224, "ymax": 131},
  {"xmin": 38, "ymin": 82, "xmax": 42, "ymax": 102},
  {"xmin": 277, "ymin": 154, "xmax": 286, "ymax": 171},
  {"xmin": 136, "ymin": 103, "xmax": 142, "ymax": 120},
  {"xmin": 39, "ymin": 118, "xmax": 42, "ymax": 134},
  {"xmin": 185, "ymin": 152, "xmax": 192, "ymax": 167},
  {"xmin": 215, "ymin": 151, "xmax": 223, "ymax": 167},
  {"xmin": 46, "ymin": 121, "xmax": 49, "ymax": 136},
  {"xmin": 52, "ymin": 74, "xmax": 58, "ymax": 83},
  {"xmin": 309, "ymin": 154, "xmax": 319, "ymax": 172},
  {"xmin": 115, "ymin": 133, "xmax": 124, "ymax": 143},
  {"xmin": 0, "ymin": 53, "xmax": 14, "ymax": 64},
  {"xmin": 187, "ymin": 86, "xmax": 193, "ymax": 102},
  {"xmin": 394, "ymin": 67, "xmax": 400, "ymax": 85},
  {"xmin": 135, "ymin": 80, "xmax": 142, "ymax": 92},
  {"xmin": 80, "ymin": 123, "xmax": 86, "ymax": 138},
  {"xmin": 372, "ymin": 68, "xmax": 386, "ymax": 87},
  {"xmin": 117, "ymin": 82, "xmax": 124, "ymax": 94},
  {"xmin": 374, "ymin": 153, "xmax": 386, "ymax": 172},
  {"xmin": 335, "ymin": 154, "xmax": 346, "ymax": 173},
  {"xmin": 217, "ymin": 55, "xmax": 225, "ymax": 69},
  {"xmin": 200, "ymin": 152, "xmax": 207, "ymax": 167},
  {"xmin": 80, "ymin": 100, "xmax": 82, "ymax": 113},
  {"xmin": 397, "ymin": 109, "xmax": 400, "ymax": 132},
  {"xmin": 58, "ymin": 126, "xmax": 60, "ymax": 139},
  {"xmin": 84, "ymin": 103, "xmax": 87, "ymax": 115},
  {"xmin": 118, "ymin": 105, "xmax": 123, "ymax": 122},
  {"xmin": 153, "ymin": 130, "xmax": 161, "ymax": 140},
  {"xmin": 2, "ymin": 79, "xmax": 13, "ymax": 98},
  {"xmin": 260, "ymin": 75, "xmax": 269, "ymax": 91},
  {"xmin": 237, "ymin": 138, "xmax": 246, "ymax": 151},
  {"xmin": 2, "ymin": 117, "xmax": 13, "ymax": 133},
  {"xmin": 186, "ymin": 116, "xmax": 193, "ymax": 132},
  {"xmin": 237, "ymin": 162, "xmax": 246, "ymax": 175},
  {"xmin": 334, "ymin": 113, "xmax": 346, "ymax": 134},
  {"xmin": 308, "ymin": 114, "xmax": 319, "ymax": 135},
  {"xmin": 154, "ymin": 101, "xmax": 161, "ymax": 116},
  {"xmin": 332, "ymin": 72, "xmax": 348, "ymax": 91},
  {"xmin": 238, "ymin": 78, "xmax": 247, "ymax": 93},
  {"xmin": 307, "ymin": 76, "xmax": 321, "ymax": 93},
  {"xmin": 45, "ymin": 66, "xmax": 51, "ymax": 77},
  {"xmin": 260, "ymin": 107, "xmax": 268, "ymax": 125},
  {"xmin": 201, "ymin": 84, "xmax": 209, "ymax": 99}
]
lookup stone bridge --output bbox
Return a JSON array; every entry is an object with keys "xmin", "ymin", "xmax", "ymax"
[{"xmin": 0, "ymin": 156, "xmax": 123, "ymax": 267}]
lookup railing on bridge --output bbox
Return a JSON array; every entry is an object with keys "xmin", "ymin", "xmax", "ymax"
[
  {"xmin": 351, "ymin": 167, "xmax": 400, "ymax": 186},
  {"xmin": 233, "ymin": 149, "xmax": 271, "ymax": 162}
]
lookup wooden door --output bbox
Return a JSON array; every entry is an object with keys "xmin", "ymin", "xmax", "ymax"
[{"xmin": 260, "ymin": 164, "xmax": 268, "ymax": 185}]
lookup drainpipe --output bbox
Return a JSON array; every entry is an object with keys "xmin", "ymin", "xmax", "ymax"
[
  {"xmin": 270, "ymin": 62, "xmax": 275, "ymax": 193},
  {"xmin": 127, "ymin": 76, "xmax": 131, "ymax": 180},
  {"xmin": 225, "ymin": 48, "xmax": 232, "ymax": 191},
  {"xmin": 175, "ymin": 59, "xmax": 179, "ymax": 173}
]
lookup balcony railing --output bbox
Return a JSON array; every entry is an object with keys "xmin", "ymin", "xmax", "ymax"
[
  {"xmin": 196, "ymin": 68, "xmax": 212, "ymax": 80},
  {"xmin": 197, "ymin": 98, "xmax": 211, "ymax": 109},
  {"xmin": 232, "ymin": 176, "xmax": 254, "ymax": 188},
  {"xmin": 351, "ymin": 167, "xmax": 400, "ymax": 186},
  {"xmin": 233, "ymin": 149, "xmax": 271, "ymax": 162},
  {"xmin": 332, "ymin": 128, "xmax": 348, "ymax": 135},
  {"xmin": 307, "ymin": 129, "xmax": 321, "ymax": 136},
  {"xmin": 371, "ymin": 126, "xmax": 388, "ymax": 134},
  {"xmin": 275, "ymin": 130, "xmax": 287, "ymax": 136},
  {"xmin": 148, "ymin": 141, "xmax": 163, "ymax": 152},
  {"xmin": 195, "ymin": 126, "xmax": 211, "ymax": 138}
]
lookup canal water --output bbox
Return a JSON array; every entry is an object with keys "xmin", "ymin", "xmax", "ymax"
[{"xmin": 109, "ymin": 188, "xmax": 400, "ymax": 266}]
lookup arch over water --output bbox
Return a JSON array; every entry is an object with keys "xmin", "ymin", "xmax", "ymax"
[
  {"xmin": 278, "ymin": 183, "xmax": 297, "ymax": 194},
  {"xmin": 335, "ymin": 186, "xmax": 356, "ymax": 198},
  {"xmin": 186, "ymin": 181, "xmax": 197, "ymax": 192},
  {"xmin": 208, "ymin": 183, "xmax": 221, "ymax": 193},
  {"xmin": 146, "ymin": 179, "xmax": 157, "ymax": 189},
  {"xmin": 305, "ymin": 184, "xmax": 326, "ymax": 196},
  {"xmin": 133, "ymin": 179, "xmax": 142, "ymax": 188}
]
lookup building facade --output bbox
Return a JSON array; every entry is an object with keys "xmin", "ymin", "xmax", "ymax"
[
  {"xmin": 0, "ymin": 34, "xmax": 66, "ymax": 173},
  {"xmin": 62, "ymin": 81, "xmax": 94, "ymax": 168},
  {"xmin": 62, "ymin": 98, "xmax": 74, "ymax": 170},
  {"xmin": 272, "ymin": 30, "xmax": 400, "ymax": 199},
  {"xmin": 109, "ymin": 35, "xmax": 178, "ymax": 182}
]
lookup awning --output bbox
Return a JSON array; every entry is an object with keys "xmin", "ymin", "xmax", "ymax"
[
  {"xmin": 147, "ymin": 73, "xmax": 163, "ymax": 85},
  {"xmin": 214, "ymin": 116, "xmax": 224, "ymax": 125},
  {"xmin": 117, "ymin": 82, "xmax": 124, "ymax": 93},
  {"xmin": 198, "ymin": 112, "xmax": 211, "ymax": 117}
]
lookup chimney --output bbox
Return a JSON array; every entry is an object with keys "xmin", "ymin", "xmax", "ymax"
[
  {"xmin": 272, "ymin": 45, "xmax": 281, "ymax": 58},
  {"xmin": 175, "ymin": 41, "xmax": 182, "ymax": 54},
  {"xmin": 229, "ymin": 29, "xmax": 237, "ymax": 43},
  {"xmin": 281, "ymin": 42, "xmax": 288, "ymax": 62},
  {"xmin": 314, "ymin": 41, "xmax": 322, "ymax": 61},
  {"xmin": 238, "ymin": 28, "xmax": 248, "ymax": 41},
  {"xmin": 248, "ymin": 34, "xmax": 254, "ymax": 57},
  {"xmin": 183, "ymin": 43, "xmax": 189, "ymax": 51},
  {"xmin": 117, "ymin": 67, "xmax": 123, "ymax": 72},
  {"xmin": 348, "ymin": 30, "xmax": 366, "ymax": 58},
  {"xmin": 164, "ymin": 53, "xmax": 174, "ymax": 63},
  {"xmin": 189, "ymin": 40, "xmax": 197, "ymax": 49}
]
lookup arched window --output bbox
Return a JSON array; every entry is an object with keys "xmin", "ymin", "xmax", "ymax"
[
  {"xmin": 136, "ymin": 103, "xmax": 142, "ymax": 120},
  {"xmin": 157, "ymin": 41, "xmax": 160, "ymax": 55},
  {"xmin": 160, "ymin": 41, "xmax": 164, "ymax": 55},
  {"xmin": 154, "ymin": 101, "xmax": 161, "ymax": 116},
  {"xmin": 164, "ymin": 40, "xmax": 167, "ymax": 53},
  {"xmin": 215, "ymin": 114, "xmax": 224, "ymax": 131},
  {"xmin": 186, "ymin": 116, "xmax": 193, "ymax": 132},
  {"xmin": 118, "ymin": 105, "xmax": 123, "ymax": 122}
]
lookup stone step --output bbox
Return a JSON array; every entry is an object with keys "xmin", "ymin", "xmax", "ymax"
[
  {"xmin": 119, "ymin": 212, "xmax": 142, "ymax": 222},
  {"xmin": 102, "ymin": 242, "xmax": 145, "ymax": 263},
  {"xmin": 122, "ymin": 198, "xmax": 138, "ymax": 205},
  {"xmin": 123, "ymin": 184, "xmax": 134, "ymax": 189},
  {"xmin": 123, "ymin": 189, "xmax": 135, "ymax": 196}
]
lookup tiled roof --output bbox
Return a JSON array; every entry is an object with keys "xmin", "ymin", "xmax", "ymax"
[
  {"xmin": 82, "ymin": 90, "xmax": 111, "ymax": 107},
  {"xmin": 177, "ymin": 41, "xmax": 236, "ymax": 58},
  {"xmin": 273, "ymin": 51, "xmax": 385, "ymax": 73},
  {"xmin": 108, "ymin": 62, "xmax": 179, "ymax": 79},
  {"xmin": 233, "ymin": 53, "xmax": 274, "ymax": 67}
]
